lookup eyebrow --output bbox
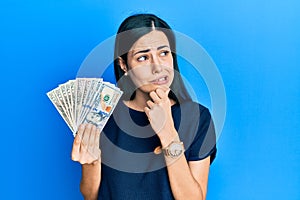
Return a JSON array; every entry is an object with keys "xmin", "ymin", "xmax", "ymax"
[{"xmin": 133, "ymin": 45, "xmax": 170, "ymax": 56}]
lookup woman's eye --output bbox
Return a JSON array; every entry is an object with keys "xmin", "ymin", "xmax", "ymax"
[
  {"xmin": 137, "ymin": 56, "xmax": 147, "ymax": 62},
  {"xmin": 160, "ymin": 51, "xmax": 169, "ymax": 56}
]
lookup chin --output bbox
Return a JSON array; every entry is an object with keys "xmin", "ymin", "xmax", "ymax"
[
  {"xmin": 142, "ymin": 85, "xmax": 170, "ymax": 93},
  {"xmin": 155, "ymin": 85, "xmax": 170, "ymax": 92}
]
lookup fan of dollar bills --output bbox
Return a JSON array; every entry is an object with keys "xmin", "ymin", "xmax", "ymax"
[{"xmin": 47, "ymin": 78, "xmax": 123, "ymax": 136}]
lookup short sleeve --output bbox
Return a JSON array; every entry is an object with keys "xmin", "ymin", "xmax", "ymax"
[{"xmin": 185, "ymin": 106, "xmax": 217, "ymax": 164}]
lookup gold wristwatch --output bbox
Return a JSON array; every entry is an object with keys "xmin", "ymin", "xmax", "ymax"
[{"xmin": 162, "ymin": 141, "xmax": 184, "ymax": 158}]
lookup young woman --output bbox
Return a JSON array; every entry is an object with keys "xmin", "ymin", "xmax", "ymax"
[{"xmin": 71, "ymin": 13, "xmax": 216, "ymax": 200}]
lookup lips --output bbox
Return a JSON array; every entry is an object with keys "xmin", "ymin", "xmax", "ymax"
[{"xmin": 150, "ymin": 76, "xmax": 168, "ymax": 85}]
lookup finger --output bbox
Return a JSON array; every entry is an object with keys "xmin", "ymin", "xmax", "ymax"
[
  {"xmin": 95, "ymin": 128, "xmax": 101, "ymax": 150},
  {"xmin": 159, "ymin": 86, "xmax": 171, "ymax": 93},
  {"xmin": 90, "ymin": 126, "xmax": 101, "ymax": 160},
  {"xmin": 146, "ymin": 100, "xmax": 155, "ymax": 109},
  {"xmin": 94, "ymin": 128, "xmax": 101, "ymax": 160},
  {"xmin": 149, "ymin": 91, "xmax": 161, "ymax": 103},
  {"xmin": 88, "ymin": 125, "xmax": 97, "ymax": 150},
  {"xmin": 77, "ymin": 124, "xmax": 86, "ymax": 141},
  {"xmin": 81, "ymin": 124, "xmax": 92, "ymax": 153},
  {"xmin": 71, "ymin": 134, "xmax": 81, "ymax": 161},
  {"xmin": 86, "ymin": 125, "xmax": 97, "ymax": 160},
  {"xmin": 156, "ymin": 88, "xmax": 167, "ymax": 99},
  {"xmin": 144, "ymin": 107, "xmax": 151, "ymax": 120},
  {"xmin": 165, "ymin": 88, "xmax": 171, "ymax": 96}
]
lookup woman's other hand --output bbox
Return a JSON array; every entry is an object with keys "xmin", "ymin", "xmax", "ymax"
[{"xmin": 144, "ymin": 88, "xmax": 178, "ymax": 146}]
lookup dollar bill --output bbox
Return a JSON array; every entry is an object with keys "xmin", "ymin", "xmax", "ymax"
[
  {"xmin": 81, "ymin": 81, "xmax": 123, "ymax": 132},
  {"xmin": 47, "ymin": 78, "xmax": 123, "ymax": 136},
  {"xmin": 69, "ymin": 80, "xmax": 76, "ymax": 128},
  {"xmin": 79, "ymin": 78, "xmax": 103, "ymax": 125},
  {"xmin": 75, "ymin": 78, "xmax": 86, "ymax": 127},
  {"xmin": 65, "ymin": 80, "xmax": 75, "ymax": 127},
  {"xmin": 59, "ymin": 83, "xmax": 74, "ymax": 128},
  {"xmin": 47, "ymin": 90, "xmax": 75, "ymax": 133}
]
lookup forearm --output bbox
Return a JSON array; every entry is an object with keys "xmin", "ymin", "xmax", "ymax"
[
  {"xmin": 145, "ymin": 91, "xmax": 208, "ymax": 199},
  {"xmin": 80, "ymin": 160, "xmax": 101, "ymax": 200},
  {"xmin": 166, "ymin": 155, "xmax": 204, "ymax": 200},
  {"xmin": 160, "ymin": 131, "xmax": 205, "ymax": 200}
]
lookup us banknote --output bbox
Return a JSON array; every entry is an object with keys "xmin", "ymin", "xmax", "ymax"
[{"xmin": 47, "ymin": 78, "xmax": 123, "ymax": 136}]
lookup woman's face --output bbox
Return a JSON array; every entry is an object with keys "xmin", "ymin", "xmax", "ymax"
[{"xmin": 125, "ymin": 30, "xmax": 174, "ymax": 93}]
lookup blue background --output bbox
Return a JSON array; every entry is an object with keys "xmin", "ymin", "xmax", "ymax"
[{"xmin": 1, "ymin": 0, "xmax": 299, "ymax": 199}]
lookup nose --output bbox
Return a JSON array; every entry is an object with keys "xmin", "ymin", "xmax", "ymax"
[{"xmin": 151, "ymin": 55, "xmax": 162, "ymax": 74}]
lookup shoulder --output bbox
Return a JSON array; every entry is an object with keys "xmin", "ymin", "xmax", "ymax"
[
  {"xmin": 172, "ymin": 100, "xmax": 213, "ymax": 138},
  {"xmin": 178, "ymin": 102, "xmax": 217, "ymax": 162},
  {"xmin": 174, "ymin": 100, "xmax": 211, "ymax": 119}
]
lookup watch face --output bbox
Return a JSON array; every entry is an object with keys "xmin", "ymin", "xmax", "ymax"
[{"xmin": 169, "ymin": 142, "xmax": 183, "ymax": 157}]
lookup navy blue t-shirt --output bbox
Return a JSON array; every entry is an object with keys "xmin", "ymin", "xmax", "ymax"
[{"xmin": 98, "ymin": 100, "xmax": 216, "ymax": 200}]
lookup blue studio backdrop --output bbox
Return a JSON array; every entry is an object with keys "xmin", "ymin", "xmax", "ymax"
[{"xmin": 1, "ymin": 0, "xmax": 299, "ymax": 200}]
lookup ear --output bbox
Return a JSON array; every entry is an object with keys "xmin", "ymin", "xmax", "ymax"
[{"xmin": 118, "ymin": 57, "xmax": 127, "ymax": 73}]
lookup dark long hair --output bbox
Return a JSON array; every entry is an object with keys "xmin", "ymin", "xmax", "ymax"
[{"xmin": 114, "ymin": 13, "xmax": 192, "ymax": 103}]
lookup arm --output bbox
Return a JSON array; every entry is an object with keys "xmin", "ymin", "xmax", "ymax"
[
  {"xmin": 80, "ymin": 161, "xmax": 101, "ymax": 200},
  {"xmin": 145, "ymin": 88, "xmax": 212, "ymax": 200},
  {"xmin": 71, "ymin": 124, "xmax": 101, "ymax": 200},
  {"xmin": 160, "ymin": 130, "xmax": 211, "ymax": 200}
]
